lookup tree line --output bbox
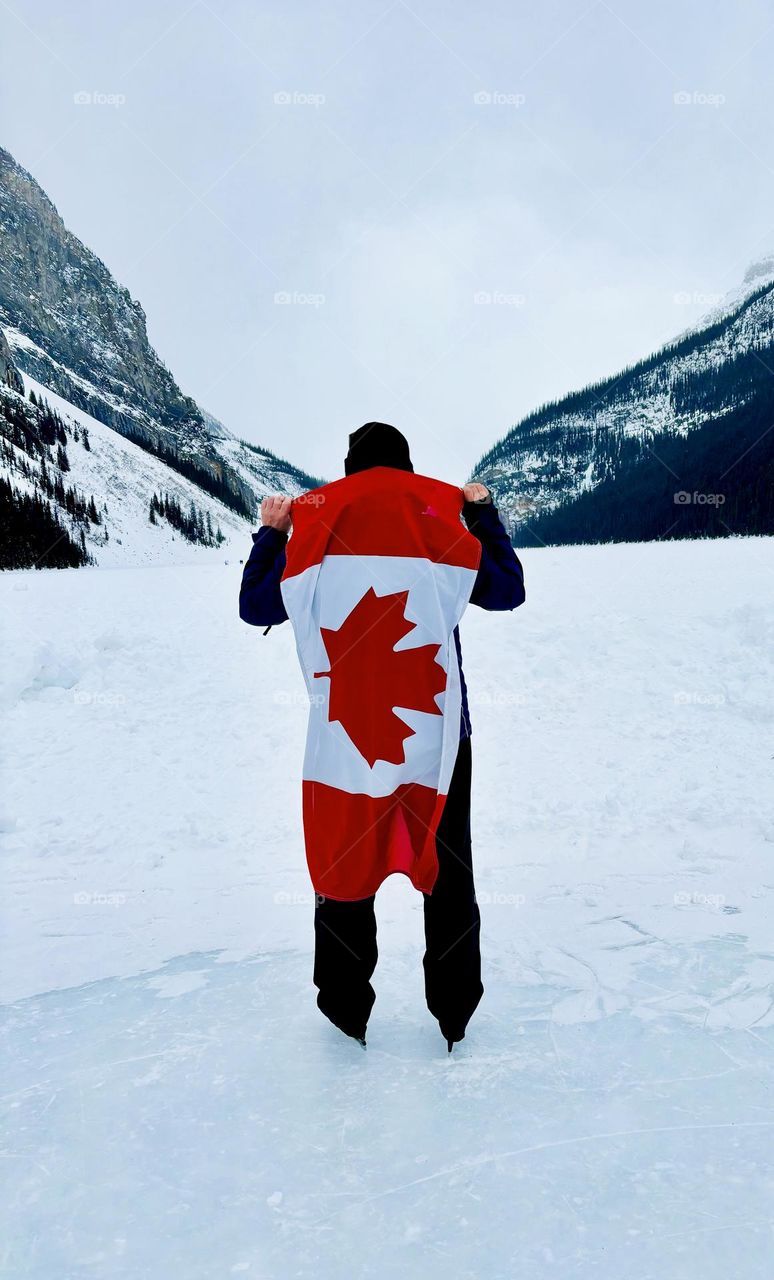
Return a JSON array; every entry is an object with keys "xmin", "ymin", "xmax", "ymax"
[
  {"xmin": 513, "ymin": 386, "xmax": 774, "ymax": 547},
  {"xmin": 149, "ymin": 490, "xmax": 225, "ymax": 547},
  {"xmin": 0, "ymin": 387, "xmax": 97, "ymax": 568},
  {"xmin": 479, "ymin": 280, "xmax": 774, "ymax": 471}
]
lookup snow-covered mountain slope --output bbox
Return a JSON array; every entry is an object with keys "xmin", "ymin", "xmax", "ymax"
[
  {"xmin": 476, "ymin": 257, "xmax": 774, "ymax": 530},
  {"xmin": 0, "ymin": 336, "xmax": 270, "ymax": 568},
  {"xmin": 0, "ymin": 146, "xmax": 321, "ymax": 567},
  {"xmin": 689, "ymin": 251, "xmax": 774, "ymax": 330},
  {"xmin": 3, "ymin": 538, "xmax": 773, "ymax": 1277},
  {"xmin": 13, "ymin": 374, "xmax": 257, "ymax": 566},
  {"xmin": 0, "ymin": 145, "xmax": 206, "ymax": 453}
]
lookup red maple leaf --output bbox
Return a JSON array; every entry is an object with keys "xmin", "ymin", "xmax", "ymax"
[{"xmin": 314, "ymin": 587, "xmax": 446, "ymax": 767}]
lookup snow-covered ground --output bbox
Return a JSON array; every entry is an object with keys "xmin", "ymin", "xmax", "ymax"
[{"xmin": 2, "ymin": 537, "xmax": 774, "ymax": 1278}]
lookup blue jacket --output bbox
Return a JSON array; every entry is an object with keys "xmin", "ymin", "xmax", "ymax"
[{"xmin": 239, "ymin": 499, "xmax": 525, "ymax": 738}]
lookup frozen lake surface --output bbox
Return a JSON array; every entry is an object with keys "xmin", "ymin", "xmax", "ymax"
[{"xmin": 2, "ymin": 537, "xmax": 774, "ymax": 1277}]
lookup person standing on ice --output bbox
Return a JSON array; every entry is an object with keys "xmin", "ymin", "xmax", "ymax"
[{"xmin": 239, "ymin": 423, "xmax": 525, "ymax": 1052}]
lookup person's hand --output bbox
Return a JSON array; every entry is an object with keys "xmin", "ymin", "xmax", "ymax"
[
  {"xmin": 261, "ymin": 495, "xmax": 292, "ymax": 533},
  {"xmin": 462, "ymin": 482, "xmax": 491, "ymax": 504}
]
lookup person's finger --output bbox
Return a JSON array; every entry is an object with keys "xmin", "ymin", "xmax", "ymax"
[{"xmin": 462, "ymin": 481, "xmax": 489, "ymax": 503}]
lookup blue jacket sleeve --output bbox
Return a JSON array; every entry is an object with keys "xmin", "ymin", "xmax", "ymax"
[
  {"xmin": 238, "ymin": 527, "xmax": 290, "ymax": 627},
  {"xmin": 463, "ymin": 501, "xmax": 526, "ymax": 611}
]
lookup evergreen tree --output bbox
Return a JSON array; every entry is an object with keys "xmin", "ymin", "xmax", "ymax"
[{"xmin": 0, "ymin": 476, "xmax": 91, "ymax": 569}]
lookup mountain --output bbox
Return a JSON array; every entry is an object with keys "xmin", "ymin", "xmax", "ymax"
[
  {"xmin": 0, "ymin": 146, "xmax": 321, "ymax": 569},
  {"xmin": 475, "ymin": 256, "xmax": 774, "ymax": 545},
  {"xmin": 0, "ymin": 326, "xmax": 23, "ymax": 394}
]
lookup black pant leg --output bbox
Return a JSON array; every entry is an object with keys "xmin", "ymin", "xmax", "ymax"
[
  {"xmin": 422, "ymin": 737, "xmax": 483, "ymax": 1042},
  {"xmin": 313, "ymin": 894, "xmax": 378, "ymax": 1040}
]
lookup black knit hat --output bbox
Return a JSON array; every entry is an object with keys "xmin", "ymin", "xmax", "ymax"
[{"xmin": 344, "ymin": 422, "xmax": 414, "ymax": 476}]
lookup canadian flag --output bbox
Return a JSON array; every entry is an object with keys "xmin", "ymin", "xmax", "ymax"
[{"xmin": 281, "ymin": 466, "xmax": 481, "ymax": 900}]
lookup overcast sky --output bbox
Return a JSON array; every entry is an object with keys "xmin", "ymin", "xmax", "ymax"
[{"xmin": 3, "ymin": 0, "xmax": 774, "ymax": 481}]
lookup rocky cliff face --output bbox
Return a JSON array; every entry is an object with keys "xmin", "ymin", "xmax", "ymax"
[
  {"xmin": 0, "ymin": 328, "xmax": 23, "ymax": 394},
  {"xmin": 0, "ymin": 147, "xmax": 210, "ymax": 452},
  {"xmin": 0, "ymin": 146, "xmax": 320, "ymax": 520},
  {"xmin": 0, "ymin": 146, "xmax": 322, "ymax": 569}
]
